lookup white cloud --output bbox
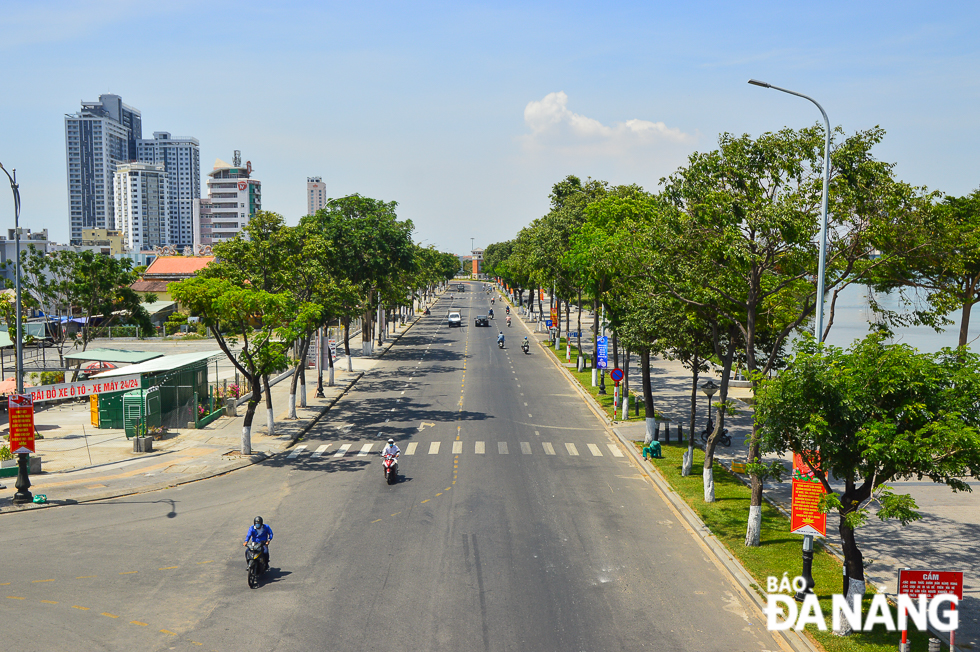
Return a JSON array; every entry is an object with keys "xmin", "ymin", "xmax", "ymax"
[{"xmin": 521, "ymin": 91, "xmax": 695, "ymax": 157}]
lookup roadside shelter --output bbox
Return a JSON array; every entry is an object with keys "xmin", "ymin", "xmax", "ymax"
[{"xmin": 89, "ymin": 350, "xmax": 220, "ymax": 430}]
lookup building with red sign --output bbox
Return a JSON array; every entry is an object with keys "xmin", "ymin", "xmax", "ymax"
[{"xmin": 193, "ymin": 150, "xmax": 261, "ymax": 248}]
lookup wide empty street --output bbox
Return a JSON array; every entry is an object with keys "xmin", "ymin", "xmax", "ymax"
[{"xmin": 0, "ymin": 285, "xmax": 782, "ymax": 651}]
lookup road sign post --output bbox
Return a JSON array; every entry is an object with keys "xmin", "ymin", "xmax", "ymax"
[
  {"xmin": 897, "ymin": 569, "xmax": 963, "ymax": 650},
  {"xmin": 9, "ymin": 394, "xmax": 35, "ymax": 504}
]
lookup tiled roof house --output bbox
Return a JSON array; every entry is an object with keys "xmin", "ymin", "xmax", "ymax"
[{"xmin": 131, "ymin": 256, "xmax": 214, "ymax": 302}]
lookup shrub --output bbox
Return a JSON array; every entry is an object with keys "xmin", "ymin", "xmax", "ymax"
[
  {"xmin": 40, "ymin": 371, "xmax": 65, "ymax": 385},
  {"xmin": 0, "ymin": 445, "xmax": 12, "ymax": 461}
]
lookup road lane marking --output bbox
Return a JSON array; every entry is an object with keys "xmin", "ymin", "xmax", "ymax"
[
  {"xmin": 498, "ymin": 442, "xmax": 508, "ymax": 454},
  {"xmin": 287, "ymin": 445, "xmax": 307, "ymax": 459},
  {"xmin": 131, "ymin": 621, "xmax": 148, "ymax": 626},
  {"xmin": 119, "ymin": 571, "xmax": 137, "ymax": 575},
  {"xmin": 475, "ymin": 441, "xmax": 485, "ymax": 454},
  {"xmin": 357, "ymin": 443, "xmax": 374, "ymax": 456},
  {"xmin": 428, "ymin": 442, "xmax": 441, "ymax": 454},
  {"xmin": 312, "ymin": 444, "xmax": 330, "ymax": 457},
  {"xmin": 587, "ymin": 444, "xmax": 603, "ymax": 456},
  {"xmin": 520, "ymin": 442, "xmax": 532, "ymax": 454},
  {"xmin": 421, "ymin": 499, "xmax": 430, "ymax": 503},
  {"xmin": 534, "ymin": 430, "xmax": 540, "ymax": 437},
  {"xmin": 542, "ymin": 442, "xmax": 556, "ymax": 455},
  {"xmin": 333, "ymin": 444, "xmax": 352, "ymax": 458},
  {"xmin": 41, "ymin": 600, "xmax": 58, "ymax": 604},
  {"xmin": 6, "ymin": 596, "xmax": 25, "ymax": 600},
  {"xmin": 101, "ymin": 612, "xmax": 119, "ymax": 618},
  {"xmin": 405, "ymin": 442, "xmax": 418, "ymax": 455},
  {"xmin": 196, "ymin": 561, "xmax": 213, "ymax": 565},
  {"xmin": 32, "ymin": 579, "xmax": 54, "ymax": 583},
  {"xmin": 528, "ymin": 414, "xmax": 532, "ymax": 418},
  {"xmin": 75, "ymin": 576, "xmax": 95, "ymax": 579},
  {"xmin": 158, "ymin": 566, "xmax": 178, "ymax": 570},
  {"xmin": 523, "ymin": 402, "xmax": 527, "ymax": 406},
  {"xmin": 72, "ymin": 605, "xmax": 89, "ymax": 610},
  {"xmin": 607, "ymin": 444, "xmax": 624, "ymax": 457},
  {"xmin": 452, "ymin": 441, "xmax": 462, "ymax": 454},
  {"xmin": 160, "ymin": 630, "xmax": 177, "ymax": 636},
  {"xmin": 565, "ymin": 443, "xmax": 580, "ymax": 456}
]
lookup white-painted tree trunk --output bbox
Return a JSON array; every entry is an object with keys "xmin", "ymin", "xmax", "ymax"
[
  {"xmin": 346, "ymin": 355, "xmax": 353, "ymax": 372},
  {"xmin": 745, "ymin": 505, "xmax": 762, "ymax": 547},
  {"xmin": 681, "ymin": 446, "xmax": 694, "ymax": 476},
  {"xmin": 362, "ymin": 341, "xmax": 373, "ymax": 356},
  {"xmin": 703, "ymin": 466, "xmax": 715, "ymax": 502},
  {"xmin": 299, "ymin": 382, "xmax": 306, "ymax": 408},
  {"xmin": 266, "ymin": 408, "xmax": 274, "ymax": 436},
  {"xmin": 241, "ymin": 425, "xmax": 251, "ymax": 455},
  {"xmin": 644, "ymin": 418, "xmax": 656, "ymax": 444},
  {"xmin": 622, "ymin": 395, "xmax": 629, "ymax": 420},
  {"xmin": 328, "ymin": 365, "xmax": 335, "ymax": 386},
  {"xmin": 591, "ymin": 368, "xmax": 597, "ymax": 386},
  {"xmin": 288, "ymin": 393, "xmax": 297, "ymax": 419},
  {"xmin": 833, "ymin": 578, "xmax": 867, "ymax": 636}
]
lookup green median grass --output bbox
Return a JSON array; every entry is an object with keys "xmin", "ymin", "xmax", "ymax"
[{"xmin": 541, "ymin": 337, "xmax": 938, "ymax": 652}]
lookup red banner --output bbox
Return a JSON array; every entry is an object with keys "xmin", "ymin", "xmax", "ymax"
[
  {"xmin": 8, "ymin": 394, "xmax": 35, "ymax": 454},
  {"xmin": 790, "ymin": 451, "xmax": 826, "ymax": 537}
]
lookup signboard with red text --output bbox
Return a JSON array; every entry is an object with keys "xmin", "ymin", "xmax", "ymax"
[{"xmin": 8, "ymin": 394, "xmax": 35, "ymax": 454}]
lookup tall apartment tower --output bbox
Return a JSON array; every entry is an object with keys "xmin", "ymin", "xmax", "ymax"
[
  {"xmin": 113, "ymin": 162, "xmax": 170, "ymax": 251},
  {"xmin": 137, "ymin": 132, "xmax": 200, "ymax": 248},
  {"xmin": 65, "ymin": 94, "xmax": 142, "ymax": 243},
  {"xmin": 307, "ymin": 176, "xmax": 326, "ymax": 214},
  {"xmin": 193, "ymin": 152, "xmax": 261, "ymax": 248}
]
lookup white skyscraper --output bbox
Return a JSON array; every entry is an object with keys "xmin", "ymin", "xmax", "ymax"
[
  {"xmin": 65, "ymin": 94, "xmax": 142, "ymax": 244},
  {"xmin": 308, "ymin": 176, "xmax": 326, "ymax": 214},
  {"xmin": 194, "ymin": 151, "xmax": 261, "ymax": 249},
  {"xmin": 137, "ymin": 132, "xmax": 200, "ymax": 248},
  {"xmin": 113, "ymin": 162, "xmax": 170, "ymax": 251}
]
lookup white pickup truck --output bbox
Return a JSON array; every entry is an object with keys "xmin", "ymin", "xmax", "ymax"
[{"xmin": 447, "ymin": 312, "xmax": 461, "ymax": 327}]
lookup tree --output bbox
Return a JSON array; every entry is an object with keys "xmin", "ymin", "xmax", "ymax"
[{"xmin": 755, "ymin": 334, "xmax": 980, "ymax": 632}]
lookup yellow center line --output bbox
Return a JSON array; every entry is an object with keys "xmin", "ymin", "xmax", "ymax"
[
  {"xmin": 436, "ymin": 492, "xmax": 443, "ymax": 496},
  {"xmin": 158, "ymin": 566, "xmax": 178, "ymax": 570},
  {"xmin": 446, "ymin": 487, "xmax": 451, "ymax": 491},
  {"xmin": 101, "ymin": 612, "xmax": 119, "ymax": 619},
  {"xmin": 191, "ymin": 643, "xmax": 203, "ymax": 646},
  {"xmin": 76, "ymin": 576, "xmax": 96, "ymax": 579},
  {"xmin": 391, "ymin": 512, "xmax": 401, "ymax": 517},
  {"xmin": 6, "ymin": 596, "xmax": 25, "ymax": 600},
  {"xmin": 371, "ymin": 518, "xmax": 382, "ymax": 524},
  {"xmin": 0, "ymin": 583, "xmax": 10, "ymax": 586},
  {"xmin": 421, "ymin": 499, "xmax": 430, "ymax": 504},
  {"xmin": 119, "ymin": 571, "xmax": 137, "ymax": 575},
  {"xmin": 196, "ymin": 561, "xmax": 213, "ymax": 565},
  {"xmin": 131, "ymin": 621, "xmax": 148, "ymax": 627},
  {"xmin": 72, "ymin": 605, "xmax": 89, "ymax": 611},
  {"xmin": 32, "ymin": 579, "xmax": 55, "ymax": 583},
  {"xmin": 160, "ymin": 629, "xmax": 177, "ymax": 636},
  {"xmin": 41, "ymin": 600, "xmax": 58, "ymax": 604}
]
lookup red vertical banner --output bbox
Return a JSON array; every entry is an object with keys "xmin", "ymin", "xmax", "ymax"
[
  {"xmin": 790, "ymin": 451, "xmax": 826, "ymax": 537},
  {"xmin": 8, "ymin": 394, "xmax": 36, "ymax": 454}
]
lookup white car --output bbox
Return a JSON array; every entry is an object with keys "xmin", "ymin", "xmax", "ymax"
[{"xmin": 448, "ymin": 312, "xmax": 462, "ymax": 327}]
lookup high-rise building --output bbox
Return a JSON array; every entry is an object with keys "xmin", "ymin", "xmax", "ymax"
[
  {"xmin": 113, "ymin": 162, "xmax": 170, "ymax": 251},
  {"xmin": 194, "ymin": 151, "xmax": 261, "ymax": 248},
  {"xmin": 65, "ymin": 94, "xmax": 142, "ymax": 243},
  {"xmin": 307, "ymin": 176, "xmax": 326, "ymax": 214},
  {"xmin": 137, "ymin": 132, "xmax": 200, "ymax": 248}
]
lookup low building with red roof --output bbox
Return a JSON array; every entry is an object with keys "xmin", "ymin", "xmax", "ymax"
[{"xmin": 131, "ymin": 255, "xmax": 215, "ymax": 302}]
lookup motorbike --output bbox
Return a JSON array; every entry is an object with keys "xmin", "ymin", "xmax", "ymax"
[
  {"xmin": 506, "ymin": 316, "xmax": 511, "ymax": 327},
  {"xmin": 383, "ymin": 454, "xmax": 398, "ymax": 484},
  {"xmin": 246, "ymin": 541, "xmax": 268, "ymax": 589},
  {"xmin": 424, "ymin": 307, "xmax": 430, "ymax": 315},
  {"xmin": 490, "ymin": 298, "xmax": 495, "ymax": 305},
  {"xmin": 497, "ymin": 338, "xmax": 505, "ymax": 349},
  {"xmin": 505, "ymin": 306, "xmax": 510, "ymax": 315},
  {"xmin": 700, "ymin": 423, "xmax": 732, "ymax": 447},
  {"xmin": 488, "ymin": 311, "xmax": 494, "ymax": 320},
  {"xmin": 521, "ymin": 341, "xmax": 530, "ymax": 354}
]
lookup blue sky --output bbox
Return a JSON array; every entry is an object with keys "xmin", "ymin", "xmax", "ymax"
[{"xmin": 1, "ymin": 1, "xmax": 977, "ymax": 255}]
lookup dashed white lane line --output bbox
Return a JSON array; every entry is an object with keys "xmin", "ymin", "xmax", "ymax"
[
  {"xmin": 357, "ymin": 443, "xmax": 374, "ymax": 457},
  {"xmin": 428, "ymin": 442, "xmax": 441, "ymax": 454},
  {"xmin": 520, "ymin": 441, "xmax": 532, "ymax": 455},
  {"xmin": 312, "ymin": 444, "xmax": 330, "ymax": 457},
  {"xmin": 534, "ymin": 430, "xmax": 540, "ymax": 437},
  {"xmin": 475, "ymin": 441, "xmax": 485, "ymax": 454},
  {"xmin": 452, "ymin": 441, "xmax": 462, "ymax": 454},
  {"xmin": 405, "ymin": 442, "xmax": 418, "ymax": 455},
  {"xmin": 565, "ymin": 443, "xmax": 580, "ymax": 456},
  {"xmin": 607, "ymin": 444, "xmax": 624, "ymax": 457},
  {"xmin": 287, "ymin": 445, "xmax": 307, "ymax": 458},
  {"xmin": 498, "ymin": 442, "xmax": 509, "ymax": 455},
  {"xmin": 528, "ymin": 413, "xmax": 533, "ymax": 418},
  {"xmin": 587, "ymin": 443, "xmax": 603, "ymax": 456},
  {"xmin": 333, "ymin": 444, "xmax": 352, "ymax": 458},
  {"xmin": 542, "ymin": 442, "xmax": 556, "ymax": 455},
  {"xmin": 523, "ymin": 402, "xmax": 528, "ymax": 406}
]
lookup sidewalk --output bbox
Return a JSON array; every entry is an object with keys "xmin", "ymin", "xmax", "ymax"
[{"xmin": 0, "ymin": 299, "xmax": 438, "ymax": 514}]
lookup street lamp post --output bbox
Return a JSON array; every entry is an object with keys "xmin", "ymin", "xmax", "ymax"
[
  {"xmin": 748, "ymin": 79, "xmax": 830, "ymax": 600},
  {"xmin": 0, "ymin": 162, "xmax": 32, "ymax": 504},
  {"xmin": 700, "ymin": 379, "xmax": 719, "ymax": 433}
]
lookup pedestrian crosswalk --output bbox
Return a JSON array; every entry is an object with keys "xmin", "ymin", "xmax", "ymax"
[{"xmin": 286, "ymin": 440, "xmax": 627, "ymax": 460}]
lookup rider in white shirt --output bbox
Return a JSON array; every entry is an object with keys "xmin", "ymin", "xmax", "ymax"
[{"xmin": 382, "ymin": 438, "xmax": 400, "ymax": 473}]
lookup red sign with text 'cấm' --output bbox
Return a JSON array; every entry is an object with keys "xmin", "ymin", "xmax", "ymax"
[
  {"xmin": 790, "ymin": 452, "xmax": 826, "ymax": 538},
  {"xmin": 8, "ymin": 394, "xmax": 36, "ymax": 454}
]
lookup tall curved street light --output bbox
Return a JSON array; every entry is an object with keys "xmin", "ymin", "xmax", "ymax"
[
  {"xmin": 748, "ymin": 79, "xmax": 831, "ymax": 343},
  {"xmin": 0, "ymin": 162, "xmax": 32, "ymax": 504},
  {"xmin": 748, "ymin": 80, "xmax": 831, "ymax": 601}
]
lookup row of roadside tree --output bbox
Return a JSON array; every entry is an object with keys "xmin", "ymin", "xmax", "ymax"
[{"xmin": 483, "ymin": 124, "xmax": 980, "ymax": 614}]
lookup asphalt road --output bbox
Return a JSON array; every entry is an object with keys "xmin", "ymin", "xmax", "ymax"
[{"xmin": 0, "ymin": 284, "xmax": 785, "ymax": 652}]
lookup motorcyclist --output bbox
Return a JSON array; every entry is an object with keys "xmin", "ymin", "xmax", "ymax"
[
  {"xmin": 381, "ymin": 438, "xmax": 400, "ymax": 474},
  {"xmin": 490, "ymin": 297, "xmax": 495, "ymax": 305},
  {"xmin": 244, "ymin": 516, "xmax": 273, "ymax": 567},
  {"xmin": 497, "ymin": 332, "xmax": 505, "ymax": 347},
  {"xmin": 488, "ymin": 308, "xmax": 494, "ymax": 319},
  {"xmin": 505, "ymin": 306, "xmax": 510, "ymax": 315},
  {"xmin": 522, "ymin": 336, "xmax": 530, "ymax": 352},
  {"xmin": 506, "ymin": 315, "xmax": 511, "ymax": 327}
]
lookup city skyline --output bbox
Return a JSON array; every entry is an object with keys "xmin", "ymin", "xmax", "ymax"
[{"xmin": 2, "ymin": 2, "xmax": 978, "ymax": 255}]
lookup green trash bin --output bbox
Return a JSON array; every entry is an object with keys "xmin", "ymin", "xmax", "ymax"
[{"xmin": 123, "ymin": 388, "xmax": 161, "ymax": 438}]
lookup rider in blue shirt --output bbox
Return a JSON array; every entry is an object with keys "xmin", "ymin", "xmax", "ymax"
[{"xmin": 244, "ymin": 516, "xmax": 273, "ymax": 566}]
